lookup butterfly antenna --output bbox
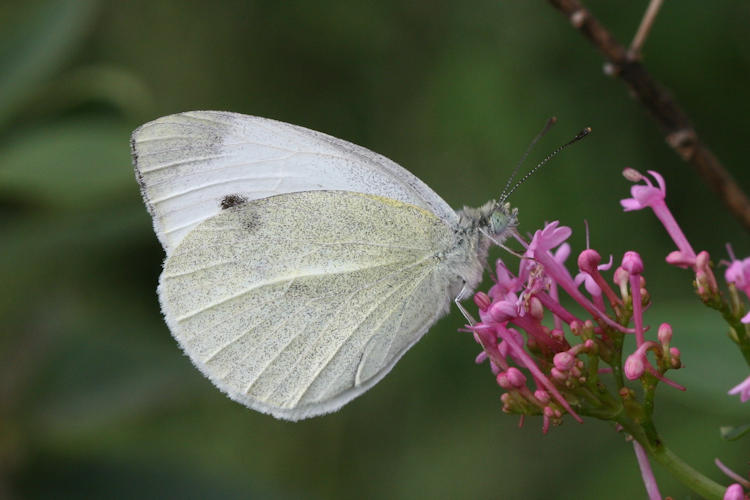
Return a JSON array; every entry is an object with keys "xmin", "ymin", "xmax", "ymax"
[
  {"xmin": 500, "ymin": 126, "xmax": 592, "ymax": 203},
  {"xmin": 498, "ymin": 117, "xmax": 558, "ymax": 203}
]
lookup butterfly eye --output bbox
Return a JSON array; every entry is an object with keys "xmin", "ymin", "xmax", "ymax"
[{"xmin": 490, "ymin": 210, "xmax": 511, "ymax": 236}]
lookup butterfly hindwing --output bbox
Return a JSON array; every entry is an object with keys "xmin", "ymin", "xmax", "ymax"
[{"xmin": 159, "ymin": 190, "xmax": 458, "ymax": 420}]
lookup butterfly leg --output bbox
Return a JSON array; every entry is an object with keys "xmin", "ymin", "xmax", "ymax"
[
  {"xmin": 454, "ymin": 284, "xmax": 477, "ymax": 326},
  {"xmin": 479, "ymin": 228, "xmax": 527, "ymax": 260}
]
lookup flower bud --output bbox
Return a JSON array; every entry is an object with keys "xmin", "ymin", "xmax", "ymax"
[
  {"xmin": 553, "ymin": 351, "xmax": 575, "ymax": 371},
  {"xmin": 496, "ymin": 372, "xmax": 512, "ymax": 389},
  {"xmin": 613, "ymin": 266, "xmax": 629, "ymax": 286},
  {"xmin": 550, "ymin": 367, "xmax": 567, "ymax": 381},
  {"xmin": 669, "ymin": 347, "xmax": 682, "ymax": 369},
  {"xmin": 657, "ymin": 323, "xmax": 673, "ymax": 345},
  {"xmin": 570, "ymin": 320, "xmax": 583, "ymax": 336},
  {"xmin": 506, "ymin": 367, "xmax": 527, "ymax": 388},
  {"xmin": 534, "ymin": 390, "xmax": 550, "ymax": 405},
  {"xmin": 473, "ymin": 292, "xmax": 491, "ymax": 311},
  {"xmin": 621, "ymin": 251, "xmax": 644, "ymax": 274},
  {"xmin": 624, "ymin": 352, "xmax": 645, "ymax": 380},
  {"xmin": 577, "ymin": 249, "xmax": 601, "ymax": 275},
  {"xmin": 488, "ymin": 300, "xmax": 515, "ymax": 323},
  {"xmin": 550, "ymin": 329, "xmax": 565, "ymax": 343}
]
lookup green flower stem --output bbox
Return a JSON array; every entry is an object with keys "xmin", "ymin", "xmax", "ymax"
[
  {"xmin": 641, "ymin": 376, "xmax": 657, "ymax": 419},
  {"xmin": 645, "ymin": 441, "xmax": 725, "ymax": 500},
  {"xmin": 706, "ymin": 295, "xmax": 750, "ymax": 367},
  {"xmin": 615, "ymin": 415, "xmax": 726, "ymax": 499},
  {"xmin": 610, "ymin": 332, "xmax": 626, "ymax": 389}
]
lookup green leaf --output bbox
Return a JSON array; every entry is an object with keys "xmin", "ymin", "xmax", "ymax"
[
  {"xmin": 720, "ymin": 423, "xmax": 750, "ymax": 441},
  {"xmin": 0, "ymin": 118, "xmax": 136, "ymax": 207}
]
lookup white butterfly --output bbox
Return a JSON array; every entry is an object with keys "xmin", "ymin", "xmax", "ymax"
[{"xmin": 131, "ymin": 111, "xmax": 517, "ymax": 420}]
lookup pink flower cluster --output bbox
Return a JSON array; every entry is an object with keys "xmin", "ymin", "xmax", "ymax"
[
  {"xmin": 469, "ymin": 168, "xmax": 750, "ymax": 434},
  {"xmin": 469, "ymin": 220, "xmax": 681, "ymax": 432},
  {"xmin": 467, "ymin": 168, "xmax": 750, "ymax": 498}
]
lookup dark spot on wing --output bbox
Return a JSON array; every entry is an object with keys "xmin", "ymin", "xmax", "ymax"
[
  {"xmin": 240, "ymin": 207, "xmax": 259, "ymax": 233},
  {"xmin": 221, "ymin": 194, "xmax": 247, "ymax": 210}
]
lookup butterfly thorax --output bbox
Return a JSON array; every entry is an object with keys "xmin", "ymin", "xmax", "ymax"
[{"xmin": 443, "ymin": 200, "xmax": 519, "ymax": 298}]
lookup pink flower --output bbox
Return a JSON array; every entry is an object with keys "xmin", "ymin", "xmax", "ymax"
[
  {"xmin": 725, "ymin": 257, "xmax": 750, "ymax": 291},
  {"xmin": 527, "ymin": 221, "xmax": 572, "ymax": 255},
  {"xmin": 473, "ymin": 292, "xmax": 491, "ymax": 312},
  {"xmin": 620, "ymin": 168, "xmax": 667, "ymax": 211},
  {"xmin": 575, "ymin": 250, "xmax": 617, "ymax": 312},
  {"xmin": 725, "ymin": 245, "xmax": 750, "ymax": 322},
  {"xmin": 728, "ymin": 375, "xmax": 750, "ymax": 403},
  {"xmin": 529, "ymin": 223, "xmax": 632, "ymax": 334},
  {"xmin": 621, "ymin": 169, "xmax": 697, "ymax": 269},
  {"xmin": 468, "ymin": 211, "xmax": 689, "ymax": 433},
  {"xmin": 489, "ymin": 260, "xmax": 524, "ymax": 300}
]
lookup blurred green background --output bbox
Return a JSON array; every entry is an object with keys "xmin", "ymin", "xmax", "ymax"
[{"xmin": 2, "ymin": 1, "xmax": 749, "ymax": 498}]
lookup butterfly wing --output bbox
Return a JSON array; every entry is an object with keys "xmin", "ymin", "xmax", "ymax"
[
  {"xmin": 159, "ymin": 190, "xmax": 458, "ymax": 420},
  {"xmin": 131, "ymin": 111, "xmax": 457, "ymax": 254}
]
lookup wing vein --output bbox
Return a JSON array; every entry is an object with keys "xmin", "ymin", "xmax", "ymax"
[
  {"xmin": 237, "ymin": 254, "xmax": 435, "ymax": 400},
  {"xmin": 285, "ymin": 265, "xmax": 430, "ymax": 407},
  {"xmin": 174, "ymin": 258, "xmax": 420, "ymax": 322},
  {"xmin": 235, "ymin": 254, "xmax": 435, "ymax": 393},
  {"xmin": 139, "ymin": 153, "xmax": 236, "ymax": 173},
  {"xmin": 149, "ymin": 174, "xmax": 293, "ymax": 205}
]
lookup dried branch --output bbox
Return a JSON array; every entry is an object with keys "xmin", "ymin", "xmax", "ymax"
[
  {"xmin": 547, "ymin": 0, "xmax": 750, "ymax": 232},
  {"xmin": 628, "ymin": 0, "xmax": 664, "ymax": 58}
]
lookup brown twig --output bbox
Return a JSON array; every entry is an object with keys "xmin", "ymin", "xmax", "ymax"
[
  {"xmin": 547, "ymin": 0, "xmax": 750, "ymax": 232},
  {"xmin": 628, "ymin": 0, "xmax": 664, "ymax": 59}
]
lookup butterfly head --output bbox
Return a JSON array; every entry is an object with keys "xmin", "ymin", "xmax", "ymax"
[
  {"xmin": 487, "ymin": 201, "xmax": 518, "ymax": 240},
  {"xmin": 459, "ymin": 200, "xmax": 518, "ymax": 244}
]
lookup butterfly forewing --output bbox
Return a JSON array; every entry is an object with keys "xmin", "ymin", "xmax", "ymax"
[
  {"xmin": 159, "ymin": 190, "xmax": 457, "ymax": 420},
  {"xmin": 132, "ymin": 111, "xmax": 457, "ymax": 254}
]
